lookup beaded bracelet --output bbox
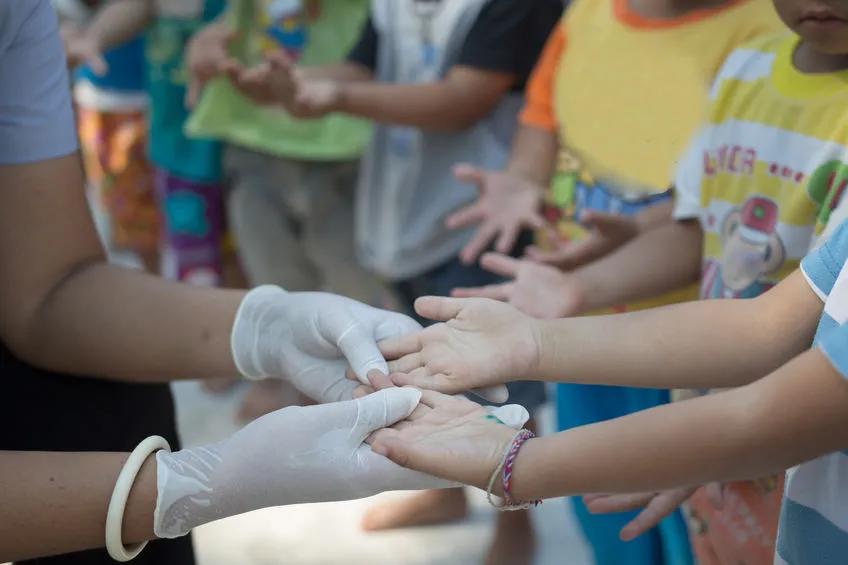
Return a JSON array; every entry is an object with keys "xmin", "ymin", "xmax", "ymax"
[{"xmin": 486, "ymin": 429, "xmax": 542, "ymax": 511}]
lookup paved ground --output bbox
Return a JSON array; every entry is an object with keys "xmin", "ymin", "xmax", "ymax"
[{"xmin": 172, "ymin": 381, "xmax": 594, "ymax": 565}]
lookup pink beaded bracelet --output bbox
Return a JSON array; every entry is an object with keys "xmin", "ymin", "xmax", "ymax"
[{"xmin": 486, "ymin": 429, "xmax": 542, "ymax": 511}]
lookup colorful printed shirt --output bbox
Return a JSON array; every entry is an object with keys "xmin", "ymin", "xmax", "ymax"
[
  {"xmin": 672, "ymin": 33, "xmax": 848, "ymax": 564},
  {"xmin": 145, "ymin": 0, "xmax": 226, "ymax": 181},
  {"xmin": 788, "ymin": 220, "xmax": 848, "ymax": 564},
  {"xmin": 186, "ymin": 0, "xmax": 373, "ymax": 161},
  {"xmin": 521, "ymin": 0, "xmax": 781, "ymax": 216},
  {"xmin": 674, "ymin": 33, "xmax": 848, "ymax": 301}
]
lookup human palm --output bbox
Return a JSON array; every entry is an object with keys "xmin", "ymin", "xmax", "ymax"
[
  {"xmin": 370, "ymin": 391, "xmax": 523, "ymax": 490},
  {"xmin": 448, "ymin": 166, "xmax": 545, "ymax": 264},
  {"xmin": 382, "ymin": 297, "xmax": 540, "ymax": 396}
]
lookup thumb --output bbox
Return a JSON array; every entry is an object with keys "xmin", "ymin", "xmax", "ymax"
[
  {"xmin": 414, "ymin": 296, "xmax": 470, "ymax": 323},
  {"xmin": 453, "ymin": 163, "xmax": 486, "ymax": 188},
  {"xmin": 336, "ymin": 320, "xmax": 390, "ymax": 384},
  {"xmin": 353, "ymin": 387, "xmax": 422, "ymax": 436}
]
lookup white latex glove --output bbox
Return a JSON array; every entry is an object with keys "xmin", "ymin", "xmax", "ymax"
[
  {"xmin": 231, "ymin": 286, "xmax": 421, "ymax": 403},
  {"xmin": 231, "ymin": 286, "xmax": 508, "ymax": 403},
  {"xmin": 154, "ymin": 388, "xmax": 529, "ymax": 538}
]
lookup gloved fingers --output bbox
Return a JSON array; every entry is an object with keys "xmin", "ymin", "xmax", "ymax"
[
  {"xmin": 336, "ymin": 321, "xmax": 390, "ymax": 384},
  {"xmin": 485, "ymin": 404, "xmax": 529, "ymax": 430},
  {"xmin": 351, "ymin": 387, "xmax": 422, "ymax": 439},
  {"xmin": 354, "ymin": 445, "xmax": 457, "ymax": 492},
  {"xmin": 372, "ymin": 310, "xmax": 423, "ymax": 343},
  {"xmin": 290, "ymin": 362, "xmax": 359, "ymax": 404}
]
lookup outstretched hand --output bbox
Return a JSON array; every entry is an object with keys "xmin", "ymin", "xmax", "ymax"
[
  {"xmin": 224, "ymin": 50, "xmax": 342, "ymax": 118},
  {"xmin": 583, "ymin": 482, "xmax": 724, "ymax": 541},
  {"xmin": 377, "ymin": 296, "xmax": 541, "ymax": 397},
  {"xmin": 370, "ymin": 390, "xmax": 529, "ymax": 491},
  {"xmin": 60, "ymin": 24, "xmax": 107, "ymax": 75},
  {"xmin": 185, "ymin": 21, "xmax": 236, "ymax": 107},
  {"xmin": 452, "ymin": 253, "xmax": 585, "ymax": 319},
  {"xmin": 447, "ymin": 165, "xmax": 546, "ymax": 265}
]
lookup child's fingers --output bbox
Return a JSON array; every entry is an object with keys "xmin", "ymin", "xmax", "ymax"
[
  {"xmin": 390, "ymin": 369, "xmax": 452, "ymax": 395},
  {"xmin": 452, "ymin": 163, "xmax": 486, "ymax": 187},
  {"xmin": 619, "ymin": 490, "xmax": 690, "ymax": 541},
  {"xmin": 495, "ymin": 223, "xmax": 520, "ymax": 255},
  {"xmin": 367, "ymin": 370, "xmax": 395, "ymax": 391},
  {"xmin": 414, "ymin": 296, "xmax": 473, "ymax": 322},
  {"xmin": 584, "ymin": 492, "xmax": 656, "ymax": 514},
  {"xmin": 386, "ymin": 352, "xmax": 424, "ymax": 375},
  {"xmin": 418, "ymin": 389, "xmax": 461, "ymax": 409},
  {"xmin": 445, "ymin": 202, "xmax": 484, "ymax": 230},
  {"xmin": 479, "ymin": 253, "xmax": 521, "ymax": 278},
  {"xmin": 450, "ymin": 284, "xmax": 511, "ymax": 300},
  {"xmin": 379, "ymin": 332, "xmax": 423, "ymax": 360},
  {"xmin": 352, "ymin": 385, "xmax": 374, "ymax": 399},
  {"xmin": 460, "ymin": 224, "xmax": 498, "ymax": 264}
]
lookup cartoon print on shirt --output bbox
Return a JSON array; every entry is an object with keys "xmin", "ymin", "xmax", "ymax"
[
  {"xmin": 702, "ymin": 195, "xmax": 786, "ymax": 299},
  {"xmin": 807, "ymin": 160, "xmax": 848, "ymax": 231}
]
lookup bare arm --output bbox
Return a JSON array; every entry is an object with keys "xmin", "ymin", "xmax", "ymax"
[
  {"xmin": 82, "ymin": 0, "xmax": 154, "ymax": 53},
  {"xmin": 513, "ymin": 349, "xmax": 848, "ymax": 501},
  {"xmin": 504, "ymin": 124, "xmax": 558, "ymax": 187},
  {"xmin": 571, "ymin": 219, "xmax": 704, "ymax": 312},
  {"xmin": 0, "ymin": 451, "xmax": 158, "ymax": 562},
  {"xmin": 336, "ymin": 66, "xmax": 515, "ymax": 131},
  {"xmin": 0, "ymin": 155, "xmax": 243, "ymax": 383},
  {"xmin": 387, "ymin": 270, "xmax": 821, "ymax": 393}
]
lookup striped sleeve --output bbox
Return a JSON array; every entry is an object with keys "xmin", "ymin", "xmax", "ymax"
[{"xmin": 802, "ymin": 220, "xmax": 848, "ymax": 301}]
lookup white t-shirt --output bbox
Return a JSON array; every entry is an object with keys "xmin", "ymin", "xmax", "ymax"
[{"xmin": 0, "ymin": 0, "xmax": 78, "ymax": 165}]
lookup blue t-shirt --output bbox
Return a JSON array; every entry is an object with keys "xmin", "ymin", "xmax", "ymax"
[
  {"xmin": 781, "ymin": 221, "xmax": 848, "ymax": 564},
  {"xmin": 76, "ymin": 37, "xmax": 146, "ymax": 94},
  {"xmin": 0, "ymin": 0, "xmax": 77, "ymax": 165},
  {"xmin": 145, "ymin": 0, "xmax": 226, "ymax": 182}
]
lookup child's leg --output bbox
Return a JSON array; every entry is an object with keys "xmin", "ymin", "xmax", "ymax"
[
  {"xmin": 154, "ymin": 169, "xmax": 224, "ymax": 286},
  {"xmin": 223, "ymin": 146, "xmax": 320, "ymax": 291}
]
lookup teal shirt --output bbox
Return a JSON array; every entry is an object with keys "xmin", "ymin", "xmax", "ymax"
[
  {"xmin": 146, "ymin": 0, "xmax": 226, "ymax": 182},
  {"xmin": 186, "ymin": 0, "xmax": 371, "ymax": 161}
]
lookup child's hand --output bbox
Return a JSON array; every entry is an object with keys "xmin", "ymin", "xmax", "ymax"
[
  {"xmin": 525, "ymin": 211, "xmax": 640, "ymax": 271},
  {"xmin": 380, "ymin": 296, "xmax": 542, "ymax": 396},
  {"xmin": 452, "ymin": 253, "xmax": 585, "ymax": 319},
  {"xmin": 185, "ymin": 21, "xmax": 236, "ymax": 107},
  {"xmin": 225, "ymin": 51, "xmax": 342, "ymax": 118},
  {"xmin": 584, "ymin": 482, "xmax": 724, "ymax": 541},
  {"xmin": 447, "ymin": 165, "xmax": 546, "ymax": 265},
  {"xmin": 61, "ymin": 24, "xmax": 107, "ymax": 75},
  {"xmin": 370, "ymin": 391, "xmax": 528, "ymax": 491}
]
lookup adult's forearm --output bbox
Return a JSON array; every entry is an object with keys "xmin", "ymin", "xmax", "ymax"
[
  {"xmin": 27, "ymin": 263, "xmax": 243, "ymax": 383},
  {"xmin": 534, "ymin": 270, "xmax": 820, "ymax": 390},
  {"xmin": 505, "ymin": 125, "xmax": 558, "ymax": 187},
  {"xmin": 573, "ymin": 219, "xmax": 704, "ymax": 312},
  {"xmin": 85, "ymin": 0, "xmax": 154, "ymax": 52},
  {"xmin": 512, "ymin": 350, "xmax": 848, "ymax": 501},
  {"xmin": 0, "ymin": 451, "xmax": 158, "ymax": 562}
]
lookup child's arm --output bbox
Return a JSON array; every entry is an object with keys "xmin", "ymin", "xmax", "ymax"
[
  {"xmin": 78, "ymin": 0, "xmax": 153, "ymax": 56},
  {"xmin": 452, "ymin": 216, "xmax": 703, "ymax": 318},
  {"xmin": 385, "ymin": 269, "xmax": 822, "ymax": 392},
  {"xmin": 373, "ymin": 348, "xmax": 848, "ymax": 501}
]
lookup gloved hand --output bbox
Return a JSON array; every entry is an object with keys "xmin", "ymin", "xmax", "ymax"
[
  {"xmin": 230, "ymin": 286, "xmax": 422, "ymax": 403},
  {"xmin": 153, "ymin": 388, "xmax": 529, "ymax": 538}
]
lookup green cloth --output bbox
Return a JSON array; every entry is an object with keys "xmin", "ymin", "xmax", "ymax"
[{"xmin": 186, "ymin": 0, "xmax": 371, "ymax": 161}]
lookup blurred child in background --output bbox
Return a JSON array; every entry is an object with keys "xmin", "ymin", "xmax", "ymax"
[
  {"xmin": 185, "ymin": 0, "xmax": 393, "ymax": 419},
  {"xmin": 65, "ymin": 0, "xmax": 228, "ymax": 288},
  {"xmin": 57, "ymin": 0, "xmax": 159, "ymax": 273},
  {"xmin": 447, "ymin": 0, "xmax": 782, "ymax": 563},
  {"xmin": 224, "ymin": 1, "xmax": 562, "ymax": 562}
]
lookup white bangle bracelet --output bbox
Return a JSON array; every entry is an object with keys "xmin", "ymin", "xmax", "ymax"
[{"xmin": 106, "ymin": 435, "xmax": 171, "ymax": 562}]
